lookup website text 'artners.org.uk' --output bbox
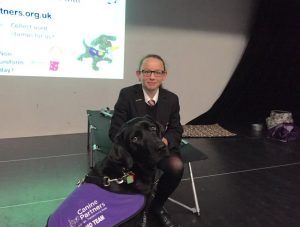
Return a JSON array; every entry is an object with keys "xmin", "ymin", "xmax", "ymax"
[{"xmin": 0, "ymin": 7, "xmax": 52, "ymax": 20}]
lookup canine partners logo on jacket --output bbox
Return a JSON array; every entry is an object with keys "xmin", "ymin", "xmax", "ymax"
[{"xmin": 47, "ymin": 183, "xmax": 145, "ymax": 227}]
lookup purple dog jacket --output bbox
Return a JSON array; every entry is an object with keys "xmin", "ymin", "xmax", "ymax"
[{"xmin": 47, "ymin": 183, "xmax": 145, "ymax": 227}]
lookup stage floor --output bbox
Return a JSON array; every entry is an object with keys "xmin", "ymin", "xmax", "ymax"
[{"xmin": 1, "ymin": 128, "xmax": 300, "ymax": 226}]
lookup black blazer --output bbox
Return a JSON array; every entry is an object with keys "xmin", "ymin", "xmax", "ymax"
[{"xmin": 109, "ymin": 84, "xmax": 183, "ymax": 151}]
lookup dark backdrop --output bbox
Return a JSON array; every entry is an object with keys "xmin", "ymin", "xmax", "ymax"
[{"xmin": 188, "ymin": 0, "xmax": 300, "ymax": 128}]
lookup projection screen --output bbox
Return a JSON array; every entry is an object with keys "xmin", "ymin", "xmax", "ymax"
[{"xmin": 0, "ymin": 0, "xmax": 126, "ymax": 79}]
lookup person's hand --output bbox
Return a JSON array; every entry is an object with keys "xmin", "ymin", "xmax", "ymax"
[{"xmin": 162, "ymin": 137, "xmax": 168, "ymax": 146}]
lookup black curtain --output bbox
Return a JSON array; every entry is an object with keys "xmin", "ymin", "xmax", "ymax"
[{"xmin": 188, "ymin": 0, "xmax": 300, "ymax": 128}]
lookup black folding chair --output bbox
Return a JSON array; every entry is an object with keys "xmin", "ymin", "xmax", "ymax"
[{"xmin": 86, "ymin": 109, "xmax": 208, "ymax": 216}]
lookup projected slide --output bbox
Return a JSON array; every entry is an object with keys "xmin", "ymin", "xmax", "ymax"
[{"xmin": 0, "ymin": 0, "xmax": 126, "ymax": 79}]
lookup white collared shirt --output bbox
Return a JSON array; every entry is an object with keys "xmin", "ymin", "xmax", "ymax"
[{"xmin": 143, "ymin": 88, "xmax": 159, "ymax": 106}]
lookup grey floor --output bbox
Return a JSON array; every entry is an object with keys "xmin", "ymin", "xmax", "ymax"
[{"xmin": 1, "ymin": 128, "xmax": 300, "ymax": 227}]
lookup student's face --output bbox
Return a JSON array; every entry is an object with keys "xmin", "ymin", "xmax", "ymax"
[{"xmin": 136, "ymin": 57, "xmax": 167, "ymax": 93}]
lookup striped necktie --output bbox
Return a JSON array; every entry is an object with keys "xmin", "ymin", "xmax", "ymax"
[{"xmin": 148, "ymin": 99, "xmax": 155, "ymax": 106}]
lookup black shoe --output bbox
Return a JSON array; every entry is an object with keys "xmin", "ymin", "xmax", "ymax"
[
  {"xmin": 152, "ymin": 207, "xmax": 180, "ymax": 227},
  {"xmin": 137, "ymin": 211, "xmax": 148, "ymax": 227}
]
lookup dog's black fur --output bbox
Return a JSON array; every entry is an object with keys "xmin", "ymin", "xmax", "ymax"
[{"xmin": 86, "ymin": 115, "xmax": 169, "ymax": 226}]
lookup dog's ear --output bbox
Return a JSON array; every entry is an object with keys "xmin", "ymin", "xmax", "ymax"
[{"xmin": 109, "ymin": 143, "xmax": 133, "ymax": 169}]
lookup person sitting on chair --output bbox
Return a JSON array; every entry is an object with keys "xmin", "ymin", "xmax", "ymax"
[{"xmin": 109, "ymin": 54, "xmax": 183, "ymax": 227}]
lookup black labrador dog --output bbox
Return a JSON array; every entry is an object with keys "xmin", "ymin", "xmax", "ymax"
[
  {"xmin": 47, "ymin": 116, "xmax": 169, "ymax": 227},
  {"xmin": 85, "ymin": 115, "xmax": 169, "ymax": 226}
]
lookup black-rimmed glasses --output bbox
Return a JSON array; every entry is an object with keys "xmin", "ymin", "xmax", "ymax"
[{"xmin": 138, "ymin": 70, "xmax": 166, "ymax": 77}]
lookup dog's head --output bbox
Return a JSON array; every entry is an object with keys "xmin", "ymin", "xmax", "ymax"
[{"xmin": 109, "ymin": 115, "xmax": 169, "ymax": 170}]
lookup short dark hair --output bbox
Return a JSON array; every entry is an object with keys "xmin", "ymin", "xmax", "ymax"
[{"xmin": 138, "ymin": 54, "xmax": 166, "ymax": 71}]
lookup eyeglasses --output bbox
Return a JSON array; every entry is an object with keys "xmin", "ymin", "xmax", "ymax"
[{"xmin": 139, "ymin": 70, "xmax": 166, "ymax": 77}]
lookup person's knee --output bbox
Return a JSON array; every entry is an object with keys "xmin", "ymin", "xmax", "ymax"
[{"xmin": 168, "ymin": 156, "xmax": 184, "ymax": 176}]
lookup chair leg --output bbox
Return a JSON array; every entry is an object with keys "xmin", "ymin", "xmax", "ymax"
[
  {"xmin": 188, "ymin": 162, "xmax": 200, "ymax": 216},
  {"xmin": 168, "ymin": 162, "xmax": 200, "ymax": 216}
]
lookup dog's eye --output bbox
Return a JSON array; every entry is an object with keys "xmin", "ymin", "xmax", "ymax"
[
  {"xmin": 150, "ymin": 126, "xmax": 157, "ymax": 132},
  {"xmin": 132, "ymin": 136, "xmax": 138, "ymax": 142}
]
